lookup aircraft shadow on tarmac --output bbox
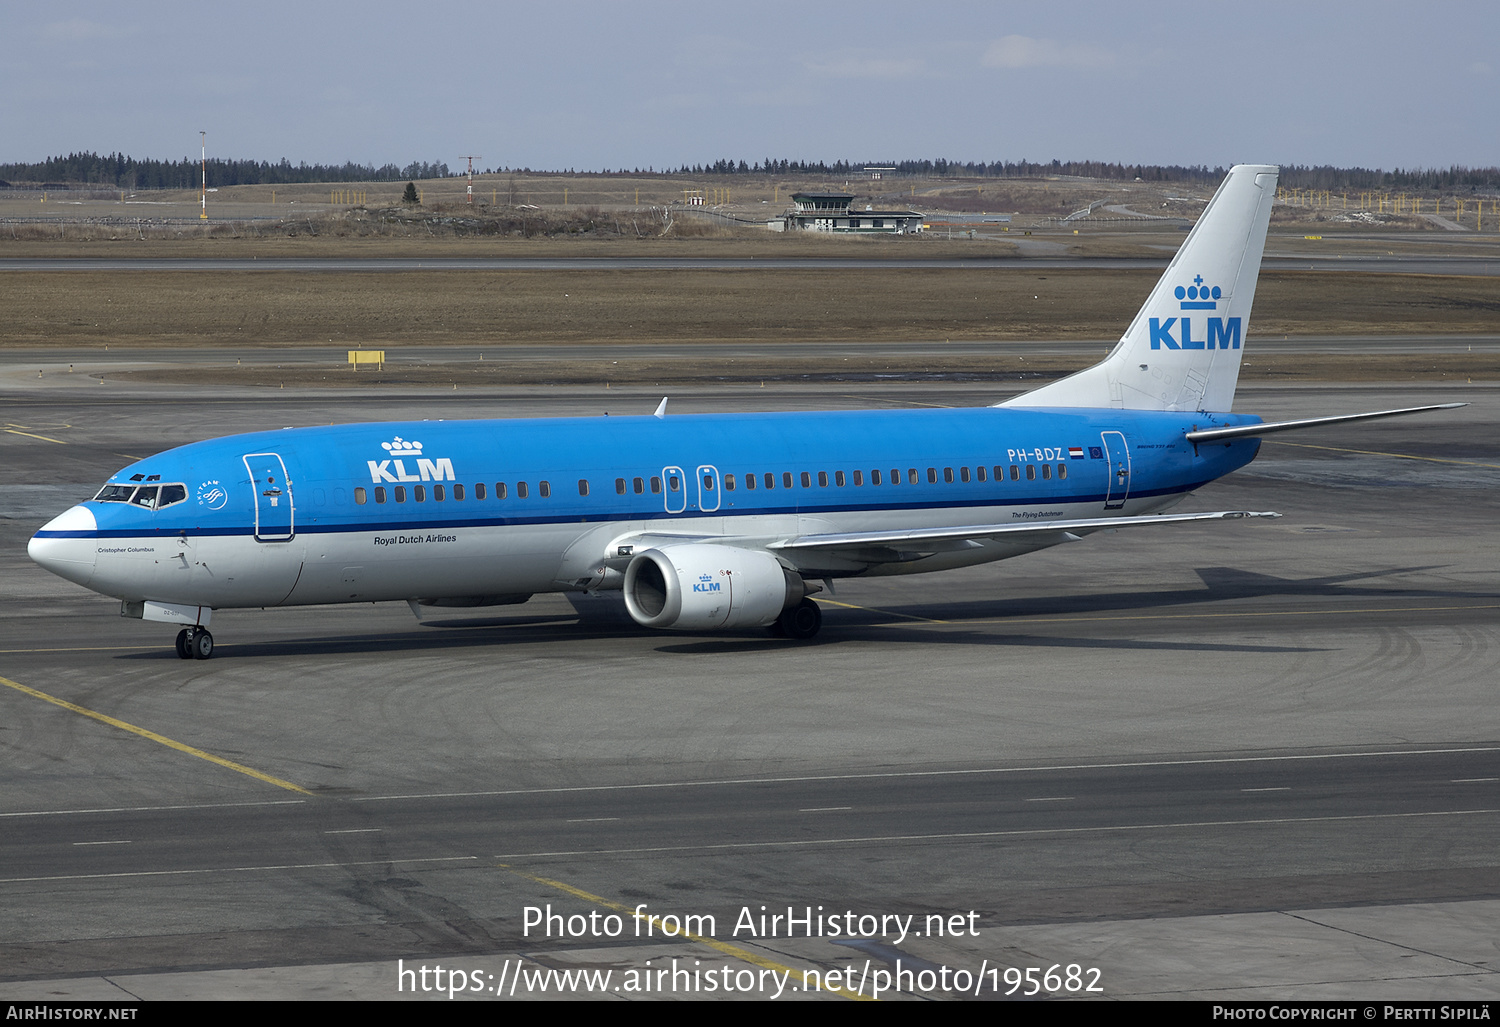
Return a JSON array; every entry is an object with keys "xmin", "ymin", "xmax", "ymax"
[
  {"xmin": 105, "ymin": 562, "xmax": 1468, "ymax": 660},
  {"xmin": 832, "ymin": 563, "xmax": 1478, "ymax": 627}
]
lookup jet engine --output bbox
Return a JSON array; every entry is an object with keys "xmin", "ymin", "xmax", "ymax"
[{"xmin": 623, "ymin": 544, "xmax": 811, "ymax": 630}]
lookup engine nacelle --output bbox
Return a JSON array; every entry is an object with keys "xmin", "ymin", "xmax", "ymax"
[{"xmin": 623, "ymin": 544, "xmax": 808, "ymax": 630}]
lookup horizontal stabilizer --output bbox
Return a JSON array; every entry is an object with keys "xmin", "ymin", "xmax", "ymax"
[
  {"xmin": 1185, "ymin": 403, "xmax": 1466, "ymax": 443},
  {"xmin": 773, "ymin": 510, "xmax": 1281, "ymax": 554}
]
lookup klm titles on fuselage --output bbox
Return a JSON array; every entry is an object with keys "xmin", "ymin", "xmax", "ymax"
[
  {"xmin": 1149, "ymin": 276, "xmax": 1241, "ymax": 351},
  {"xmin": 366, "ymin": 436, "xmax": 455, "ymax": 484}
]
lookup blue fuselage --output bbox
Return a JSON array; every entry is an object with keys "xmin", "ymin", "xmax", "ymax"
[{"xmin": 30, "ymin": 405, "xmax": 1262, "ymax": 609}]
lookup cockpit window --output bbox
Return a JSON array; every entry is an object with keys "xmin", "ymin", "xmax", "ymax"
[{"xmin": 94, "ymin": 482, "xmax": 188, "ymax": 508}]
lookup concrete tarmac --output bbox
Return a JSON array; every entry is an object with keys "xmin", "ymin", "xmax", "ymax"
[{"xmin": 0, "ymin": 367, "xmax": 1496, "ymax": 1000}]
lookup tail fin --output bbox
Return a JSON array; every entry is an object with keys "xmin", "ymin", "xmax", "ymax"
[{"xmin": 1004, "ymin": 164, "xmax": 1278, "ymax": 413}]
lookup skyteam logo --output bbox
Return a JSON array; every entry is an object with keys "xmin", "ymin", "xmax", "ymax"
[
  {"xmin": 196, "ymin": 479, "xmax": 228, "ymax": 511},
  {"xmin": 367, "ymin": 436, "xmax": 455, "ymax": 484},
  {"xmin": 693, "ymin": 573, "xmax": 722, "ymax": 594},
  {"xmin": 1150, "ymin": 274, "xmax": 1240, "ymax": 351}
]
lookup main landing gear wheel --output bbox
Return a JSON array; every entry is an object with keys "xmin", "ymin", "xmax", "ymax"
[
  {"xmin": 777, "ymin": 598, "xmax": 822, "ymax": 640},
  {"xmin": 175, "ymin": 627, "xmax": 214, "ymax": 660}
]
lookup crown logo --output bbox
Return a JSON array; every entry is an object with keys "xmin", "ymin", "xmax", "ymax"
[
  {"xmin": 1175, "ymin": 274, "xmax": 1221, "ymax": 310},
  {"xmin": 382, "ymin": 437, "xmax": 423, "ymax": 455}
]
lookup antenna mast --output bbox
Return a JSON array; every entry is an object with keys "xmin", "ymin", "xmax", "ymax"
[
  {"xmin": 199, "ymin": 131, "xmax": 207, "ymax": 220},
  {"xmin": 461, "ymin": 155, "xmax": 481, "ymax": 205}
]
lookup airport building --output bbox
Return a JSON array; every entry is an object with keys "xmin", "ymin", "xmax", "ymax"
[{"xmin": 783, "ymin": 192, "xmax": 924, "ymax": 234}]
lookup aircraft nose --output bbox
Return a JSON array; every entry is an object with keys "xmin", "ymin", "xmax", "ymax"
[{"xmin": 29, "ymin": 505, "xmax": 98, "ymax": 587}]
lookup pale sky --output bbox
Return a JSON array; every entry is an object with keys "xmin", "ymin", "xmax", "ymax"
[{"xmin": 3, "ymin": 1, "xmax": 1496, "ymax": 173}]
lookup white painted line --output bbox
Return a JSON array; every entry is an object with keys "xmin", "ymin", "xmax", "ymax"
[
  {"xmin": 800, "ymin": 806, "xmax": 853, "ymax": 812},
  {"xmin": 72, "ymin": 840, "xmax": 131, "ymax": 846},
  {"xmin": 323, "ymin": 828, "xmax": 382, "ymax": 834},
  {"xmin": 0, "ymin": 855, "xmax": 478, "ymax": 885},
  {"xmin": 1242, "ymin": 787, "xmax": 1292, "ymax": 792},
  {"xmin": 0, "ymin": 800, "xmax": 306, "ymax": 819},
  {"xmin": 565, "ymin": 817, "xmax": 620, "ymax": 823},
  {"xmin": 1024, "ymin": 797, "xmax": 1075, "ymax": 803},
  {"xmin": 490, "ymin": 808, "xmax": 1500, "ymax": 861},
  {"xmin": 350, "ymin": 747, "xmax": 1500, "ymax": 805}
]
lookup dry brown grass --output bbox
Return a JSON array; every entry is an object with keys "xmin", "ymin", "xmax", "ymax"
[
  {"xmin": 106, "ymin": 351, "xmax": 1500, "ymax": 389},
  {"xmin": 4, "ymin": 268, "xmax": 1497, "ymax": 351}
]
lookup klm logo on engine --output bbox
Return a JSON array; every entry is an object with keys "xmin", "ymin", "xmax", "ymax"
[
  {"xmin": 1149, "ymin": 274, "xmax": 1241, "ymax": 350},
  {"xmin": 693, "ymin": 573, "xmax": 722, "ymax": 594},
  {"xmin": 367, "ymin": 436, "xmax": 455, "ymax": 484}
]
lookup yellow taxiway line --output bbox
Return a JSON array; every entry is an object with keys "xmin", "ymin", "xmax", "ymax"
[{"xmin": 0, "ymin": 673, "xmax": 312, "ymax": 796}]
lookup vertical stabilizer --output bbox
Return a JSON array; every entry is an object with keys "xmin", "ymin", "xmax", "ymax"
[{"xmin": 1004, "ymin": 164, "xmax": 1278, "ymax": 413}]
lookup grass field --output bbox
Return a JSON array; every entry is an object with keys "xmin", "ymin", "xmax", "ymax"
[{"xmin": 4, "ymin": 269, "xmax": 1497, "ymax": 349}]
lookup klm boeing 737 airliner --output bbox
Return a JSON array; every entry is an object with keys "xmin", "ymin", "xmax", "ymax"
[{"xmin": 29, "ymin": 165, "xmax": 1460, "ymax": 658}]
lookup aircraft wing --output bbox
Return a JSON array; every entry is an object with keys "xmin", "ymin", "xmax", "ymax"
[{"xmin": 771, "ymin": 510, "xmax": 1281, "ymax": 557}]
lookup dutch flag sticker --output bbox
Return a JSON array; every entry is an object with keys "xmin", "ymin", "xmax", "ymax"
[{"xmin": 1069, "ymin": 447, "xmax": 1085, "ymax": 459}]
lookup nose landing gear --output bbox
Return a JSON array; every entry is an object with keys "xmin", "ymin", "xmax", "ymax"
[{"xmin": 175, "ymin": 627, "xmax": 215, "ymax": 660}]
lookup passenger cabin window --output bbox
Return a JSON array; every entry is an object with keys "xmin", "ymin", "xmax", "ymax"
[
  {"xmin": 578, "ymin": 479, "xmax": 589, "ymax": 496},
  {"xmin": 818, "ymin": 471, "xmax": 828, "ymax": 487},
  {"xmin": 871, "ymin": 469, "xmax": 882, "ymax": 485},
  {"xmin": 702, "ymin": 473, "xmax": 715, "ymax": 491},
  {"xmin": 801, "ymin": 472, "xmax": 811, "ymax": 488},
  {"xmin": 1041, "ymin": 464, "xmax": 1051, "ymax": 480},
  {"xmin": 835, "ymin": 471, "xmax": 847, "ymax": 487},
  {"xmin": 414, "ymin": 485, "xmax": 426, "ymax": 502},
  {"xmin": 539, "ymin": 481, "xmax": 551, "ymax": 498},
  {"xmin": 433, "ymin": 484, "xmax": 445, "ymax": 501},
  {"xmin": 634, "ymin": 477, "xmax": 645, "ymax": 494},
  {"xmin": 475, "ymin": 482, "xmax": 487, "ymax": 500},
  {"xmin": 616, "ymin": 478, "xmax": 627, "ymax": 495},
  {"xmin": 908, "ymin": 468, "xmax": 918, "ymax": 484},
  {"xmin": 744, "ymin": 473, "xmax": 755, "ymax": 490},
  {"xmin": 724, "ymin": 474, "xmax": 735, "ymax": 491},
  {"xmin": 651, "ymin": 476, "xmax": 662, "ymax": 494},
  {"xmin": 395, "ymin": 486, "xmax": 407, "ymax": 502},
  {"xmin": 927, "ymin": 468, "xmax": 937, "ymax": 484},
  {"xmin": 1058, "ymin": 464, "xmax": 1068, "ymax": 480},
  {"xmin": 1010, "ymin": 465, "xmax": 1020, "ymax": 481},
  {"xmin": 454, "ymin": 483, "xmax": 465, "ymax": 500},
  {"xmin": 944, "ymin": 467, "xmax": 954, "ymax": 484},
  {"xmin": 667, "ymin": 475, "xmax": 679, "ymax": 493},
  {"xmin": 782, "ymin": 472, "xmax": 793, "ymax": 489},
  {"xmin": 1026, "ymin": 466, "xmax": 1036, "ymax": 481},
  {"xmin": 517, "ymin": 482, "xmax": 529, "ymax": 498},
  {"xmin": 960, "ymin": 467, "xmax": 970, "ymax": 483},
  {"xmin": 375, "ymin": 486, "xmax": 387, "ymax": 503},
  {"xmin": 355, "ymin": 487, "xmax": 368, "ymax": 505}
]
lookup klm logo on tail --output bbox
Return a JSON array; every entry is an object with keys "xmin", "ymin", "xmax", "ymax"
[{"xmin": 1149, "ymin": 275, "xmax": 1241, "ymax": 351}]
